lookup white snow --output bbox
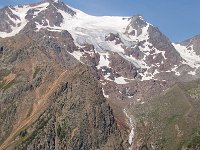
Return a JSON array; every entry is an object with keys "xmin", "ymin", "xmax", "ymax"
[
  {"xmin": 1, "ymin": 2, "xmax": 191, "ymax": 82},
  {"xmin": 49, "ymin": 8, "xmax": 130, "ymax": 52},
  {"xmin": 0, "ymin": 6, "xmax": 29, "ymax": 38},
  {"xmin": 173, "ymin": 43, "xmax": 200, "ymax": 69},
  {"xmin": 188, "ymin": 70, "xmax": 196, "ymax": 75},
  {"xmin": 171, "ymin": 65, "xmax": 181, "ymax": 76},
  {"xmin": 127, "ymin": 25, "xmax": 137, "ymax": 35},
  {"xmin": 102, "ymin": 88, "xmax": 109, "ymax": 98},
  {"xmin": 6, "ymin": 8, "xmax": 20, "ymax": 23},
  {"xmin": 123, "ymin": 23, "xmax": 167, "ymax": 80},
  {"xmin": 114, "ymin": 76, "xmax": 129, "ymax": 84},
  {"xmin": 173, "ymin": 43, "xmax": 200, "ymax": 76},
  {"xmin": 32, "ymin": 4, "xmax": 135, "ymax": 58},
  {"xmin": 141, "ymin": 73, "xmax": 154, "ymax": 81},
  {"xmin": 104, "ymin": 74, "xmax": 113, "ymax": 82},
  {"xmin": 53, "ymin": 0, "xmax": 59, "ymax": 2},
  {"xmin": 128, "ymin": 96, "xmax": 134, "ymax": 99},
  {"xmin": 70, "ymin": 50, "xmax": 84, "ymax": 61},
  {"xmin": 101, "ymin": 81, "xmax": 107, "ymax": 85},
  {"xmin": 103, "ymin": 73, "xmax": 133, "ymax": 84},
  {"xmin": 32, "ymin": 3, "xmax": 49, "ymax": 18},
  {"xmin": 97, "ymin": 53, "xmax": 110, "ymax": 69},
  {"xmin": 120, "ymin": 53, "xmax": 148, "ymax": 69},
  {"xmin": 138, "ymin": 23, "xmax": 149, "ymax": 40},
  {"xmin": 141, "ymin": 68, "xmax": 160, "ymax": 81},
  {"xmin": 107, "ymin": 42, "xmax": 124, "ymax": 53},
  {"xmin": 124, "ymin": 109, "xmax": 135, "ymax": 150},
  {"xmin": 0, "ymin": 2, "xmax": 160, "ymax": 82},
  {"xmin": 0, "ymin": 3, "xmax": 49, "ymax": 38}
]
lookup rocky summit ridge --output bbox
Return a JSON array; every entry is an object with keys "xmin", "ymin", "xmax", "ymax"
[{"xmin": 0, "ymin": 0, "xmax": 200, "ymax": 150}]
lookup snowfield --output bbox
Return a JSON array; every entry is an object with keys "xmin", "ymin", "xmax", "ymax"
[{"xmin": 0, "ymin": 0, "xmax": 199, "ymax": 80}]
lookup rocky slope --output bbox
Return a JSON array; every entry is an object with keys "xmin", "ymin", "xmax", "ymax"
[
  {"xmin": 0, "ymin": 30, "xmax": 128, "ymax": 149},
  {"xmin": 0, "ymin": 0, "xmax": 200, "ymax": 150},
  {"xmin": 129, "ymin": 79, "xmax": 200, "ymax": 150}
]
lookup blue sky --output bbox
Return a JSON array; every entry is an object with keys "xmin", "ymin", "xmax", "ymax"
[{"xmin": 1, "ymin": 0, "xmax": 200, "ymax": 42}]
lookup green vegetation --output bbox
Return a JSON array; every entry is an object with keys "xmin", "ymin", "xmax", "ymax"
[
  {"xmin": 0, "ymin": 79, "xmax": 19, "ymax": 91},
  {"xmin": 186, "ymin": 129, "xmax": 200, "ymax": 149},
  {"xmin": 131, "ymin": 80, "xmax": 200, "ymax": 150},
  {"xmin": 0, "ymin": 70, "xmax": 11, "ymax": 89},
  {"xmin": 13, "ymin": 115, "xmax": 52, "ymax": 149},
  {"xmin": 0, "ymin": 81, "xmax": 5, "ymax": 89},
  {"xmin": 2, "ymin": 80, "xmax": 16, "ymax": 91},
  {"xmin": 57, "ymin": 124, "xmax": 65, "ymax": 140},
  {"xmin": 0, "ymin": 103, "xmax": 17, "ymax": 146},
  {"xmin": 57, "ymin": 122, "xmax": 72, "ymax": 141},
  {"xmin": 26, "ymin": 104, "xmax": 33, "ymax": 118}
]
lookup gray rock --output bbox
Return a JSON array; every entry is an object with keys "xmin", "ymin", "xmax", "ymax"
[{"xmin": 180, "ymin": 34, "xmax": 200, "ymax": 55}]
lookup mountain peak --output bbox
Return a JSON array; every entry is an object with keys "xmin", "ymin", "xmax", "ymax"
[{"xmin": 42, "ymin": 0, "xmax": 61, "ymax": 3}]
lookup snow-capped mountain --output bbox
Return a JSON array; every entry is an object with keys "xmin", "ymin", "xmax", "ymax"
[
  {"xmin": 1, "ymin": 1, "xmax": 200, "ymax": 150},
  {"xmin": 0, "ymin": 0, "xmax": 199, "ymax": 83}
]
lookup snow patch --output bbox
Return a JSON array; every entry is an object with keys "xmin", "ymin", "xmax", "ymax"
[
  {"xmin": 104, "ymin": 73, "xmax": 113, "ymax": 82},
  {"xmin": 70, "ymin": 50, "xmax": 83, "ymax": 61},
  {"xmin": 141, "ymin": 69, "xmax": 160, "ymax": 81},
  {"xmin": 53, "ymin": 0, "xmax": 59, "ymax": 2},
  {"xmin": 0, "ymin": 3, "xmax": 49, "ymax": 38},
  {"xmin": 102, "ymin": 88, "xmax": 109, "ymax": 98},
  {"xmin": 128, "ymin": 96, "xmax": 134, "ymax": 99},
  {"xmin": 114, "ymin": 77, "xmax": 128, "ymax": 84},
  {"xmin": 32, "ymin": 2, "xmax": 49, "ymax": 18},
  {"xmin": 124, "ymin": 109, "xmax": 135, "ymax": 150},
  {"xmin": 97, "ymin": 53, "xmax": 110, "ymax": 69},
  {"xmin": 188, "ymin": 70, "xmax": 196, "ymax": 75},
  {"xmin": 171, "ymin": 65, "xmax": 181, "ymax": 76},
  {"xmin": 173, "ymin": 43, "xmax": 200, "ymax": 69}
]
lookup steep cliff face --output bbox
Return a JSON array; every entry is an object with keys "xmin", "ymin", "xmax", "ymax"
[
  {"xmin": 0, "ymin": 30, "xmax": 127, "ymax": 150},
  {"xmin": 2, "ymin": 65, "xmax": 126, "ymax": 150},
  {"xmin": 0, "ymin": 29, "xmax": 77, "ymax": 148}
]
